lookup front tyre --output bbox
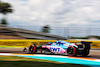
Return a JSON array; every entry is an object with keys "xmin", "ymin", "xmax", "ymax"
[
  {"xmin": 29, "ymin": 44, "xmax": 37, "ymax": 53},
  {"xmin": 67, "ymin": 46, "xmax": 77, "ymax": 56}
]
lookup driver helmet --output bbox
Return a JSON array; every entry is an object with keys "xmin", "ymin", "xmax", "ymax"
[
  {"xmin": 56, "ymin": 40, "xmax": 61, "ymax": 44},
  {"xmin": 48, "ymin": 42, "xmax": 52, "ymax": 45}
]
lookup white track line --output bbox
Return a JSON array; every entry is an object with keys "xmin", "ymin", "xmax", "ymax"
[
  {"xmin": 34, "ymin": 54, "xmax": 67, "ymax": 58},
  {"xmin": 0, "ymin": 53, "xmax": 12, "ymax": 56}
]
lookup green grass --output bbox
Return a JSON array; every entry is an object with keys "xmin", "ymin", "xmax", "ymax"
[{"xmin": 0, "ymin": 56, "xmax": 90, "ymax": 67}]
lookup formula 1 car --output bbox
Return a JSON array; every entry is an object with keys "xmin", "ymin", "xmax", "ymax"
[{"xmin": 24, "ymin": 40, "xmax": 92, "ymax": 56}]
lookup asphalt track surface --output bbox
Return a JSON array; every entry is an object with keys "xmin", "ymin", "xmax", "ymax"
[{"xmin": 0, "ymin": 48, "xmax": 100, "ymax": 59}]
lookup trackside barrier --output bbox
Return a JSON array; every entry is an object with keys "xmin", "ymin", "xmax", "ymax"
[
  {"xmin": 0, "ymin": 40, "xmax": 56, "ymax": 48},
  {"xmin": 0, "ymin": 39, "xmax": 100, "ymax": 48}
]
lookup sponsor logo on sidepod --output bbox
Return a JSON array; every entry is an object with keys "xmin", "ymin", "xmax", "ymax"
[{"xmin": 50, "ymin": 47, "xmax": 60, "ymax": 52}]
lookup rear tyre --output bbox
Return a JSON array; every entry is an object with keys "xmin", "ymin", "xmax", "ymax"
[
  {"xmin": 67, "ymin": 46, "xmax": 77, "ymax": 56},
  {"xmin": 82, "ymin": 49, "xmax": 89, "ymax": 56},
  {"xmin": 29, "ymin": 44, "xmax": 37, "ymax": 53}
]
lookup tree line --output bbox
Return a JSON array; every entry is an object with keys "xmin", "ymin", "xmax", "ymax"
[
  {"xmin": 0, "ymin": 1, "xmax": 13, "ymax": 25},
  {"xmin": 0, "ymin": 1, "xmax": 50, "ymax": 33}
]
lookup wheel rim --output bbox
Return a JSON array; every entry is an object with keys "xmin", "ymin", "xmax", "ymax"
[
  {"xmin": 29, "ymin": 45, "xmax": 35, "ymax": 53},
  {"xmin": 31, "ymin": 46, "xmax": 34, "ymax": 52},
  {"xmin": 67, "ymin": 47, "xmax": 74, "ymax": 55},
  {"xmin": 67, "ymin": 46, "xmax": 76, "ymax": 56}
]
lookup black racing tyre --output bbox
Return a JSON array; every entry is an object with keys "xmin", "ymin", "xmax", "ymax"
[
  {"xmin": 82, "ymin": 49, "xmax": 90, "ymax": 56},
  {"xmin": 67, "ymin": 46, "xmax": 77, "ymax": 56},
  {"xmin": 29, "ymin": 44, "xmax": 37, "ymax": 53}
]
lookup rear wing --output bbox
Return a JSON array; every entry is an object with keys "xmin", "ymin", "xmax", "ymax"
[{"xmin": 81, "ymin": 41, "xmax": 92, "ymax": 50}]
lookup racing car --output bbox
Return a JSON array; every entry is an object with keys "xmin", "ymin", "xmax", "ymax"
[{"xmin": 24, "ymin": 40, "xmax": 92, "ymax": 56}]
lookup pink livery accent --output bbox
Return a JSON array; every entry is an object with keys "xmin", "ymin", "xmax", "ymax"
[{"xmin": 46, "ymin": 46, "xmax": 66, "ymax": 53}]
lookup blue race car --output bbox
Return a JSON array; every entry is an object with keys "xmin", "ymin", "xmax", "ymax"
[{"xmin": 24, "ymin": 40, "xmax": 92, "ymax": 56}]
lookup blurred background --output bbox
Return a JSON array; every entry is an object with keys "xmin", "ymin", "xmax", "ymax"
[
  {"xmin": 7, "ymin": 25, "xmax": 100, "ymax": 39},
  {"xmin": 0, "ymin": 0, "xmax": 100, "ymax": 39},
  {"xmin": 0, "ymin": 1, "xmax": 100, "ymax": 63}
]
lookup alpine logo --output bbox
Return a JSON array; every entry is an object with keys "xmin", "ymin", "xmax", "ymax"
[{"xmin": 50, "ymin": 47, "xmax": 60, "ymax": 52}]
